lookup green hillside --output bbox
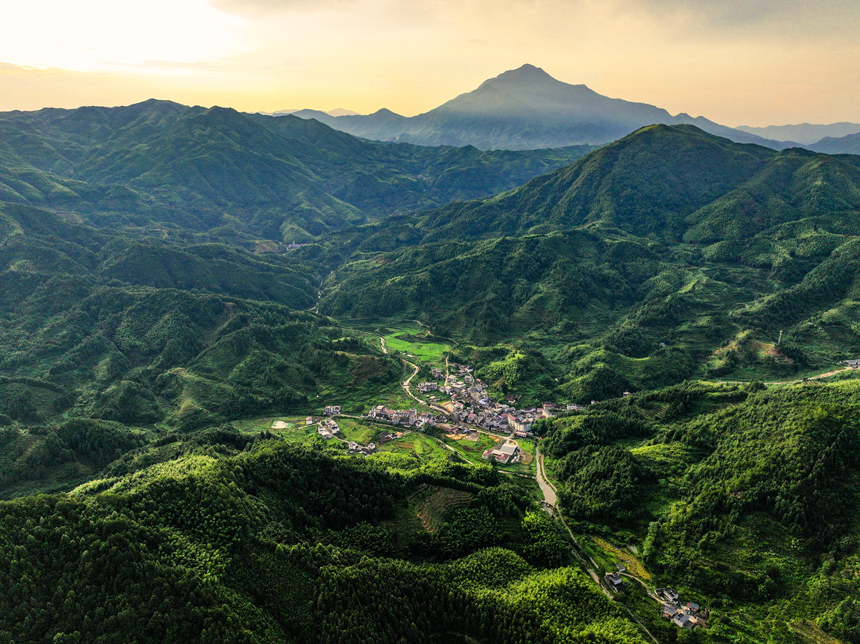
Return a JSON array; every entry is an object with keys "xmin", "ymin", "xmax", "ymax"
[
  {"xmin": 537, "ymin": 377, "xmax": 860, "ymax": 643},
  {"xmin": 0, "ymin": 202, "xmax": 402, "ymax": 497},
  {"xmin": 0, "ymin": 438, "xmax": 646, "ymax": 644},
  {"xmin": 0, "ymin": 100, "xmax": 593, "ymax": 241},
  {"xmin": 313, "ymin": 125, "xmax": 860, "ymax": 395}
]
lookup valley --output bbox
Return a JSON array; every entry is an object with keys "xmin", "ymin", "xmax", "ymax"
[{"xmin": 2, "ymin": 96, "xmax": 860, "ymax": 644}]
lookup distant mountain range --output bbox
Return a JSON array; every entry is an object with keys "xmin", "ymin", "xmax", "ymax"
[
  {"xmin": 288, "ymin": 64, "xmax": 802, "ymax": 150},
  {"xmin": 0, "ymin": 99, "xmax": 593, "ymax": 241},
  {"xmin": 736, "ymin": 122, "xmax": 860, "ymax": 145}
]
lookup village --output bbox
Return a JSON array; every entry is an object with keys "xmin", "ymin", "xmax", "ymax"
[
  {"xmin": 303, "ymin": 361, "xmax": 583, "ymax": 464},
  {"xmin": 278, "ymin": 352, "xmax": 709, "ymax": 634}
]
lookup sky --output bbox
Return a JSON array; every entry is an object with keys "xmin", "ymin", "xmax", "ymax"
[{"xmin": 1, "ymin": 0, "xmax": 859, "ymax": 127}]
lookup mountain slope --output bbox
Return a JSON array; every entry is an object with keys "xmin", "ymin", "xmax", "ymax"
[
  {"xmin": 810, "ymin": 131, "xmax": 860, "ymax": 155},
  {"xmin": 0, "ymin": 202, "xmax": 399, "ymax": 442},
  {"xmin": 314, "ymin": 125, "xmax": 860, "ymax": 388},
  {"xmin": 294, "ymin": 64, "xmax": 789, "ymax": 150},
  {"xmin": 0, "ymin": 100, "xmax": 594, "ymax": 241}
]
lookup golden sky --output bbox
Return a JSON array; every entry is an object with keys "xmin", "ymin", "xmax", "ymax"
[{"xmin": 1, "ymin": 0, "xmax": 859, "ymax": 127}]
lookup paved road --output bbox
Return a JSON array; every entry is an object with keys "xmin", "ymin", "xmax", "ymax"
[{"xmin": 535, "ymin": 448, "xmax": 557, "ymax": 507}]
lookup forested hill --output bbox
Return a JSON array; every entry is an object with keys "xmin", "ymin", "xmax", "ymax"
[
  {"xmin": 312, "ymin": 124, "xmax": 860, "ymax": 388},
  {"xmin": 393, "ymin": 124, "xmax": 860, "ymax": 243},
  {"xmin": 0, "ymin": 202, "xmax": 401, "ymax": 488},
  {"xmin": 0, "ymin": 438, "xmax": 647, "ymax": 644},
  {"xmin": 534, "ymin": 377, "xmax": 860, "ymax": 642},
  {"xmin": 0, "ymin": 99, "xmax": 593, "ymax": 242}
]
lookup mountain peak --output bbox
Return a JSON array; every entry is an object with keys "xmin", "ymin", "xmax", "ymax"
[{"xmin": 485, "ymin": 64, "xmax": 558, "ymax": 85}]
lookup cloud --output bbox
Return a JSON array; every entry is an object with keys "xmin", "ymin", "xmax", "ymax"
[
  {"xmin": 467, "ymin": 38, "xmax": 488, "ymax": 46},
  {"xmin": 618, "ymin": 0, "xmax": 860, "ymax": 38},
  {"xmin": 0, "ymin": 61, "xmax": 66, "ymax": 73},
  {"xmin": 0, "ymin": 62, "xmax": 32, "ymax": 72}
]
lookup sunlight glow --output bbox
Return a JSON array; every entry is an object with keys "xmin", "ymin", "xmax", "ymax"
[{"xmin": 0, "ymin": 0, "xmax": 245, "ymax": 72}]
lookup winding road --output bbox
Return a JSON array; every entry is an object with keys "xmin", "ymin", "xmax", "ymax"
[{"xmin": 371, "ymin": 339, "xmax": 661, "ymax": 642}]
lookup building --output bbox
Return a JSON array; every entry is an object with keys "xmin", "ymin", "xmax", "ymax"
[
  {"xmin": 305, "ymin": 416, "xmax": 314, "ymax": 425},
  {"xmin": 483, "ymin": 442, "xmax": 520, "ymax": 464},
  {"xmin": 431, "ymin": 368, "xmax": 443, "ymax": 379},
  {"xmin": 673, "ymin": 614, "xmax": 693, "ymax": 629},
  {"xmin": 844, "ymin": 359, "xmax": 860, "ymax": 369},
  {"xmin": 324, "ymin": 406, "xmax": 342, "ymax": 416},
  {"xmin": 604, "ymin": 572, "xmax": 627, "ymax": 592},
  {"xmin": 509, "ymin": 417, "xmax": 532, "ymax": 434}
]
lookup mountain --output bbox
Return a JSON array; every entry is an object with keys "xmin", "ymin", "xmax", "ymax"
[
  {"xmin": 314, "ymin": 125, "xmax": 860, "ymax": 390},
  {"xmin": 809, "ymin": 130, "xmax": 860, "ymax": 155},
  {"xmin": 292, "ymin": 64, "xmax": 790, "ymax": 150},
  {"xmin": 0, "ymin": 434, "xmax": 647, "ymax": 643},
  {"xmin": 7, "ymin": 96, "xmax": 860, "ymax": 644},
  {"xmin": 737, "ymin": 121, "xmax": 860, "ymax": 145},
  {"xmin": 0, "ymin": 202, "xmax": 403, "ymax": 485},
  {"xmin": 0, "ymin": 99, "xmax": 594, "ymax": 241}
]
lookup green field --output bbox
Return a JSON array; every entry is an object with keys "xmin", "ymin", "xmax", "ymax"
[
  {"xmin": 374, "ymin": 432, "xmax": 452, "ymax": 468},
  {"xmin": 335, "ymin": 417, "xmax": 380, "ymax": 444},
  {"xmin": 381, "ymin": 326, "xmax": 451, "ymax": 364}
]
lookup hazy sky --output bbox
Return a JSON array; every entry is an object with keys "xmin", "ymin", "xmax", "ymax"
[{"xmin": 1, "ymin": 0, "xmax": 859, "ymax": 126}]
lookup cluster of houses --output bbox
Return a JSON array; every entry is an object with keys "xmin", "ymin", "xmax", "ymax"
[
  {"xmin": 317, "ymin": 418, "xmax": 339, "ymax": 439},
  {"xmin": 437, "ymin": 365, "xmax": 563, "ymax": 437},
  {"xmin": 657, "ymin": 588, "xmax": 707, "ymax": 629},
  {"xmin": 347, "ymin": 441, "xmax": 376, "ymax": 455},
  {"xmin": 309, "ymin": 360, "xmax": 605, "ymax": 459},
  {"xmin": 364, "ymin": 405, "xmax": 441, "ymax": 429}
]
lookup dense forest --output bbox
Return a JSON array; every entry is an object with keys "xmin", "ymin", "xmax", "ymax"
[
  {"xmin": 0, "ymin": 438, "xmax": 646, "ymax": 643},
  {"xmin": 536, "ymin": 377, "xmax": 860, "ymax": 642}
]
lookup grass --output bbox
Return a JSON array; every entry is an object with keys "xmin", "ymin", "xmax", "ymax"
[
  {"xmin": 335, "ymin": 417, "xmax": 379, "ymax": 444},
  {"xmin": 231, "ymin": 415, "xmax": 311, "ymax": 434},
  {"xmin": 375, "ymin": 432, "xmax": 451, "ymax": 467},
  {"xmin": 381, "ymin": 325, "xmax": 451, "ymax": 364}
]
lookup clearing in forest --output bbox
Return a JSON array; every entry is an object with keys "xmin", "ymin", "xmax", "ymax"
[{"xmin": 412, "ymin": 486, "xmax": 475, "ymax": 532}]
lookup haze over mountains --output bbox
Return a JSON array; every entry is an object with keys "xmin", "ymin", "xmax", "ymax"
[
  {"xmin": 0, "ymin": 99, "xmax": 592, "ymax": 242},
  {"xmin": 737, "ymin": 122, "xmax": 860, "ymax": 145},
  {"xmin": 289, "ymin": 65, "xmax": 798, "ymax": 150}
]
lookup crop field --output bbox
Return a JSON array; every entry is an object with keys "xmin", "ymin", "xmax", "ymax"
[
  {"xmin": 334, "ymin": 417, "xmax": 379, "ymax": 444},
  {"xmin": 376, "ymin": 432, "xmax": 450, "ymax": 465},
  {"xmin": 411, "ymin": 485, "xmax": 475, "ymax": 532},
  {"xmin": 231, "ymin": 416, "xmax": 311, "ymax": 434},
  {"xmin": 590, "ymin": 536, "xmax": 651, "ymax": 580}
]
